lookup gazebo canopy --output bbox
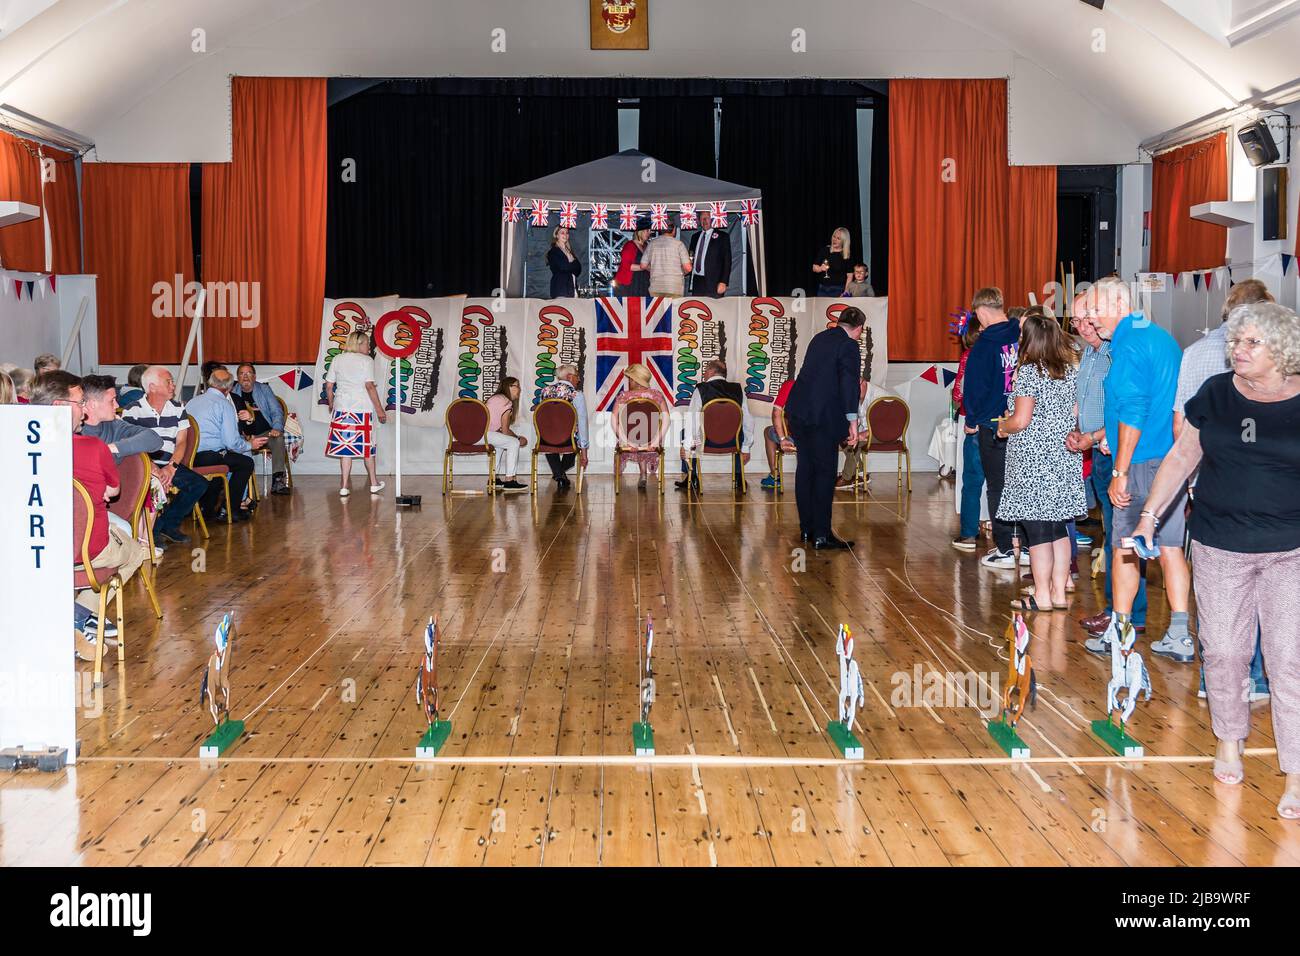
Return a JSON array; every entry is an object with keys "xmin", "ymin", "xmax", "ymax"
[
  {"xmin": 504, "ymin": 149, "xmax": 761, "ymax": 204},
  {"xmin": 500, "ymin": 150, "xmax": 766, "ymax": 297}
]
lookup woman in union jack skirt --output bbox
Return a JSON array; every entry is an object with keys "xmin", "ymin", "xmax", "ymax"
[{"xmin": 324, "ymin": 330, "xmax": 388, "ymax": 497}]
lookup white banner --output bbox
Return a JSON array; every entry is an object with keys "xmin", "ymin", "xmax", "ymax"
[
  {"xmin": 310, "ymin": 296, "xmax": 398, "ymax": 426},
  {"xmin": 522, "ymin": 298, "xmax": 597, "ymax": 413},
  {"xmin": 0, "ymin": 405, "xmax": 75, "ymax": 760},
  {"xmin": 442, "ymin": 298, "xmax": 530, "ymax": 413}
]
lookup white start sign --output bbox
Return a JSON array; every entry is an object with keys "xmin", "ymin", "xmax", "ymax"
[{"xmin": 0, "ymin": 405, "xmax": 75, "ymax": 759}]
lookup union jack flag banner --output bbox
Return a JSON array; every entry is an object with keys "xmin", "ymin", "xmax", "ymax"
[
  {"xmin": 619, "ymin": 203, "xmax": 639, "ymax": 230},
  {"xmin": 590, "ymin": 202, "xmax": 609, "ymax": 230},
  {"xmin": 709, "ymin": 201, "xmax": 729, "ymax": 228},
  {"xmin": 678, "ymin": 202, "xmax": 698, "ymax": 230},
  {"xmin": 650, "ymin": 203, "xmax": 669, "ymax": 230},
  {"xmin": 558, "ymin": 201, "xmax": 579, "ymax": 229},
  {"xmin": 594, "ymin": 296, "xmax": 675, "ymax": 411},
  {"xmin": 740, "ymin": 199, "xmax": 760, "ymax": 226},
  {"xmin": 530, "ymin": 200, "xmax": 550, "ymax": 227},
  {"xmin": 502, "ymin": 196, "xmax": 520, "ymax": 223}
]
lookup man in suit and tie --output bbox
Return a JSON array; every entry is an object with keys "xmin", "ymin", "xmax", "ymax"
[
  {"xmin": 686, "ymin": 209, "xmax": 731, "ymax": 298},
  {"xmin": 786, "ymin": 306, "xmax": 865, "ymax": 550}
]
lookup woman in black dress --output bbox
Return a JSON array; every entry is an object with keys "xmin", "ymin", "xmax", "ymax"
[
  {"xmin": 811, "ymin": 226, "xmax": 852, "ymax": 297},
  {"xmin": 547, "ymin": 226, "xmax": 583, "ymax": 298}
]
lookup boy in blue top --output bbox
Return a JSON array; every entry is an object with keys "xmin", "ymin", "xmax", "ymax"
[{"xmin": 1080, "ymin": 277, "xmax": 1193, "ymax": 662}]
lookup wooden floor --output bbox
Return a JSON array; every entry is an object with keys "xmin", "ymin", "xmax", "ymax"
[{"xmin": 4, "ymin": 471, "xmax": 1298, "ymax": 867}]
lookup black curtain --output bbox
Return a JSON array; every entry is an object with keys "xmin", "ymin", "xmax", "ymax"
[
  {"xmin": 869, "ymin": 94, "xmax": 889, "ymax": 295},
  {"xmin": 719, "ymin": 95, "xmax": 862, "ymax": 297},
  {"xmin": 637, "ymin": 97, "xmax": 717, "ymax": 177},
  {"xmin": 326, "ymin": 83, "xmax": 617, "ymax": 298}
]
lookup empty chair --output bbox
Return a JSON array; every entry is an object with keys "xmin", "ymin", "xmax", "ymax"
[
  {"xmin": 443, "ymin": 397, "xmax": 496, "ymax": 494},
  {"xmin": 863, "ymin": 396, "xmax": 911, "ymax": 492}
]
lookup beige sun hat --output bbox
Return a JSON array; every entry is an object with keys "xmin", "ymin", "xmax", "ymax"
[{"xmin": 623, "ymin": 363, "xmax": 653, "ymax": 388}]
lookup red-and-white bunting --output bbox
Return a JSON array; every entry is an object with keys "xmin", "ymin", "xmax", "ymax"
[
  {"xmin": 619, "ymin": 204, "xmax": 639, "ymax": 230},
  {"xmin": 529, "ymin": 200, "xmax": 550, "ymax": 227},
  {"xmin": 709, "ymin": 201, "xmax": 729, "ymax": 228},
  {"xmin": 590, "ymin": 203, "xmax": 609, "ymax": 230},
  {"xmin": 650, "ymin": 203, "xmax": 669, "ymax": 230},
  {"xmin": 740, "ymin": 199, "xmax": 759, "ymax": 226},
  {"xmin": 502, "ymin": 196, "xmax": 521, "ymax": 223},
  {"xmin": 678, "ymin": 203, "xmax": 697, "ymax": 230},
  {"xmin": 558, "ymin": 201, "xmax": 578, "ymax": 228},
  {"xmin": 501, "ymin": 198, "xmax": 759, "ymax": 232}
]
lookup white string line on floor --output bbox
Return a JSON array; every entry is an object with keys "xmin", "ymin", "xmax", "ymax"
[
  {"xmin": 240, "ymin": 496, "xmax": 467, "ymax": 723},
  {"xmin": 444, "ymin": 499, "xmax": 577, "ymax": 723}
]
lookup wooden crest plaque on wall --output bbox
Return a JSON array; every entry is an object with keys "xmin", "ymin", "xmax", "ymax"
[{"xmin": 590, "ymin": 0, "xmax": 648, "ymax": 50}]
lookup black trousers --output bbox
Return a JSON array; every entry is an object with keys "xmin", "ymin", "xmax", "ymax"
[
  {"xmin": 977, "ymin": 426, "xmax": 1016, "ymax": 553},
  {"xmin": 193, "ymin": 449, "xmax": 255, "ymax": 513},
  {"xmin": 789, "ymin": 416, "xmax": 841, "ymax": 540},
  {"xmin": 546, "ymin": 453, "xmax": 575, "ymax": 479}
]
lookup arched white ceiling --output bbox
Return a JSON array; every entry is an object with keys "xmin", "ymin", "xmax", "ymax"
[{"xmin": 0, "ymin": 0, "xmax": 1297, "ymax": 164}]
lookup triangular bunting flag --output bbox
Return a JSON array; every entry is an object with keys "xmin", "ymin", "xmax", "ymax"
[
  {"xmin": 1283, "ymin": 253, "xmax": 1294, "ymax": 276},
  {"xmin": 278, "ymin": 369, "xmax": 299, "ymax": 389},
  {"xmin": 14, "ymin": 280, "xmax": 22, "ymax": 299},
  {"xmin": 1192, "ymin": 273, "xmax": 1201, "ymax": 291},
  {"xmin": 920, "ymin": 365, "xmax": 941, "ymax": 385},
  {"xmin": 297, "ymin": 370, "xmax": 313, "ymax": 390},
  {"xmin": 24, "ymin": 280, "xmax": 34, "ymax": 299},
  {"xmin": 1172, "ymin": 272, "xmax": 1181, "ymax": 288},
  {"xmin": 1205, "ymin": 271, "xmax": 1213, "ymax": 292},
  {"xmin": 48, "ymin": 275, "xmax": 56, "ymax": 294},
  {"xmin": 941, "ymin": 368, "xmax": 957, "ymax": 388}
]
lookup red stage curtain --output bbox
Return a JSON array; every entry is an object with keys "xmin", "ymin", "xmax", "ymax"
[
  {"xmin": 0, "ymin": 130, "xmax": 48, "ymax": 272},
  {"xmin": 1149, "ymin": 132, "xmax": 1228, "ymax": 275},
  {"xmin": 0, "ymin": 132, "xmax": 82, "ymax": 274},
  {"xmin": 201, "ymin": 77, "xmax": 327, "ymax": 362},
  {"xmin": 42, "ymin": 144, "xmax": 82, "ymax": 274},
  {"xmin": 888, "ymin": 79, "xmax": 1011, "ymax": 361},
  {"xmin": 1007, "ymin": 165, "xmax": 1058, "ymax": 309},
  {"xmin": 82, "ymin": 164, "xmax": 194, "ymax": 364}
]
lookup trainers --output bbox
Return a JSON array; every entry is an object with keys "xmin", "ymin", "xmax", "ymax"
[
  {"xmin": 369, "ymin": 481, "xmax": 386, "ymax": 494},
  {"xmin": 760, "ymin": 475, "xmax": 778, "ymax": 490},
  {"xmin": 82, "ymin": 615, "xmax": 119, "ymax": 641},
  {"xmin": 1249, "ymin": 686, "xmax": 1271, "ymax": 702},
  {"xmin": 1075, "ymin": 533, "xmax": 1093, "ymax": 547},
  {"xmin": 339, "ymin": 487, "xmax": 350, "ymax": 497},
  {"xmin": 1083, "ymin": 631, "xmax": 1112, "ymax": 656},
  {"xmin": 1018, "ymin": 550, "xmax": 1032, "ymax": 567},
  {"xmin": 498, "ymin": 479, "xmax": 527, "ymax": 492},
  {"xmin": 951, "ymin": 536, "xmax": 977, "ymax": 552},
  {"xmin": 834, "ymin": 477, "xmax": 856, "ymax": 491},
  {"xmin": 981, "ymin": 549, "xmax": 1016, "ymax": 569},
  {"xmin": 1150, "ymin": 632, "xmax": 1196, "ymax": 663}
]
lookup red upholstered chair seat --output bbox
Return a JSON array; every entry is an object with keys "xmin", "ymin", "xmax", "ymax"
[
  {"xmin": 448, "ymin": 441, "xmax": 488, "ymax": 454},
  {"xmin": 193, "ymin": 464, "xmax": 231, "ymax": 477},
  {"xmin": 867, "ymin": 439, "xmax": 906, "ymax": 452},
  {"xmin": 536, "ymin": 442, "xmax": 576, "ymax": 454},
  {"xmin": 75, "ymin": 564, "xmax": 119, "ymax": 590}
]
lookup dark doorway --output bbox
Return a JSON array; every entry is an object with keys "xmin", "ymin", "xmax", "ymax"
[
  {"xmin": 1055, "ymin": 165, "xmax": 1118, "ymax": 285},
  {"xmin": 1056, "ymin": 193, "xmax": 1093, "ymax": 284}
]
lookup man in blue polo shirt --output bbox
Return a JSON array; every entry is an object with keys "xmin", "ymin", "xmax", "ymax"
[{"xmin": 1080, "ymin": 277, "xmax": 1193, "ymax": 662}]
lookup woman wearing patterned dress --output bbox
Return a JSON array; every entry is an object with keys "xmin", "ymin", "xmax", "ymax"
[
  {"xmin": 325, "ymin": 330, "xmax": 388, "ymax": 497},
  {"xmin": 612, "ymin": 363, "xmax": 670, "ymax": 490},
  {"xmin": 996, "ymin": 310, "xmax": 1086, "ymax": 611}
]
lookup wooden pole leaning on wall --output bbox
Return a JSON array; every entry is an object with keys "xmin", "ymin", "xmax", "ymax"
[
  {"xmin": 175, "ymin": 288, "xmax": 207, "ymax": 398},
  {"xmin": 59, "ymin": 295, "xmax": 89, "ymax": 370}
]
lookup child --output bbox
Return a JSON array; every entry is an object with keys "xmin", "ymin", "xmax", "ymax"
[
  {"xmin": 844, "ymin": 264, "xmax": 874, "ymax": 297},
  {"xmin": 951, "ymin": 314, "xmax": 984, "ymax": 551}
]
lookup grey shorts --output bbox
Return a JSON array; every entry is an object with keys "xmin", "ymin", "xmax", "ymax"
[{"xmin": 1112, "ymin": 455, "xmax": 1188, "ymax": 547}]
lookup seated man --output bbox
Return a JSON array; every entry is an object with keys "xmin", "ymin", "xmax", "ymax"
[
  {"xmin": 116, "ymin": 364, "xmax": 149, "ymax": 409},
  {"xmin": 122, "ymin": 366, "xmax": 211, "ymax": 546},
  {"xmin": 536, "ymin": 363, "xmax": 589, "ymax": 490},
  {"xmin": 30, "ymin": 371, "xmax": 148, "ymax": 658},
  {"xmin": 232, "ymin": 363, "xmax": 290, "ymax": 495},
  {"xmin": 677, "ymin": 358, "xmax": 753, "ymax": 490},
  {"xmin": 836, "ymin": 375, "xmax": 887, "ymax": 490},
  {"xmin": 760, "ymin": 377, "xmax": 796, "ymax": 490},
  {"xmin": 80, "ymin": 374, "xmax": 163, "ymax": 464},
  {"xmin": 185, "ymin": 367, "xmax": 268, "ymax": 522}
]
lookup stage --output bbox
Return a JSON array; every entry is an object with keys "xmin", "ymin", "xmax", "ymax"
[{"xmin": 7, "ymin": 475, "xmax": 1297, "ymax": 867}]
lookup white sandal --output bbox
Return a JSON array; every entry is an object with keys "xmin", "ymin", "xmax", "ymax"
[
  {"xmin": 370, "ymin": 482, "xmax": 386, "ymax": 494},
  {"xmin": 339, "ymin": 487, "xmax": 349, "ymax": 497}
]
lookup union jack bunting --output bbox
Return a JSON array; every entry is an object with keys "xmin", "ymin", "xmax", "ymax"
[
  {"xmin": 709, "ymin": 201, "xmax": 729, "ymax": 228},
  {"xmin": 619, "ymin": 204, "xmax": 639, "ymax": 230},
  {"xmin": 558, "ymin": 201, "xmax": 578, "ymax": 228},
  {"xmin": 502, "ymin": 196, "xmax": 520, "ymax": 223},
  {"xmin": 650, "ymin": 203, "xmax": 669, "ymax": 230},
  {"xmin": 678, "ymin": 202, "xmax": 698, "ymax": 230},
  {"xmin": 530, "ymin": 200, "xmax": 550, "ymax": 227},
  {"xmin": 740, "ymin": 199, "xmax": 760, "ymax": 225},
  {"xmin": 594, "ymin": 296, "xmax": 674, "ymax": 412},
  {"xmin": 590, "ymin": 202, "xmax": 609, "ymax": 230}
]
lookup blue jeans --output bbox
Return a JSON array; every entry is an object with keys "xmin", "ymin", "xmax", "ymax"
[
  {"xmin": 1090, "ymin": 450, "xmax": 1147, "ymax": 626},
  {"xmin": 74, "ymin": 602, "xmax": 92, "ymax": 628},
  {"xmin": 959, "ymin": 430, "xmax": 985, "ymax": 538},
  {"xmin": 156, "ymin": 464, "xmax": 209, "ymax": 535}
]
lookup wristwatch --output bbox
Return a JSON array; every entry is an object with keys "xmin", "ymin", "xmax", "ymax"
[{"xmin": 1112, "ymin": 468, "xmax": 1127, "ymax": 478}]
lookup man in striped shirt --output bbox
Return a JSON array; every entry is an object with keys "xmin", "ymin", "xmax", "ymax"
[{"xmin": 121, "ymin": 365, "xmax": 209, "ymax": 546}]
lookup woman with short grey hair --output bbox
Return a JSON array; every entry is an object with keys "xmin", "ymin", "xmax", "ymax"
[{"xmin": 1132, "ymin": 301, "xmax": 1300, "ymax": 818}]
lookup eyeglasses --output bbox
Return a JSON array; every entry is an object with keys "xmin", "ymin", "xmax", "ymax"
[{"xmin": 1227, "ymin": 337, "xmax": 1266, "ymax": 351}]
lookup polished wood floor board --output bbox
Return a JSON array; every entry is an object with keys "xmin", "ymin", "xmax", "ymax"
[{"xmin": 3, "ymin": 475, "xmax": 1297, "ymax": 866}]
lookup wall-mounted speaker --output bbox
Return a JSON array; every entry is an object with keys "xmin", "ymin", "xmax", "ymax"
[
  {"xmin": 1262, "ymin": 167, "xmax": 1288, "ymax": 242},
  {"xmin": 1239, "ymin": 119, "xmax": 1282, "ymax": 167}
]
